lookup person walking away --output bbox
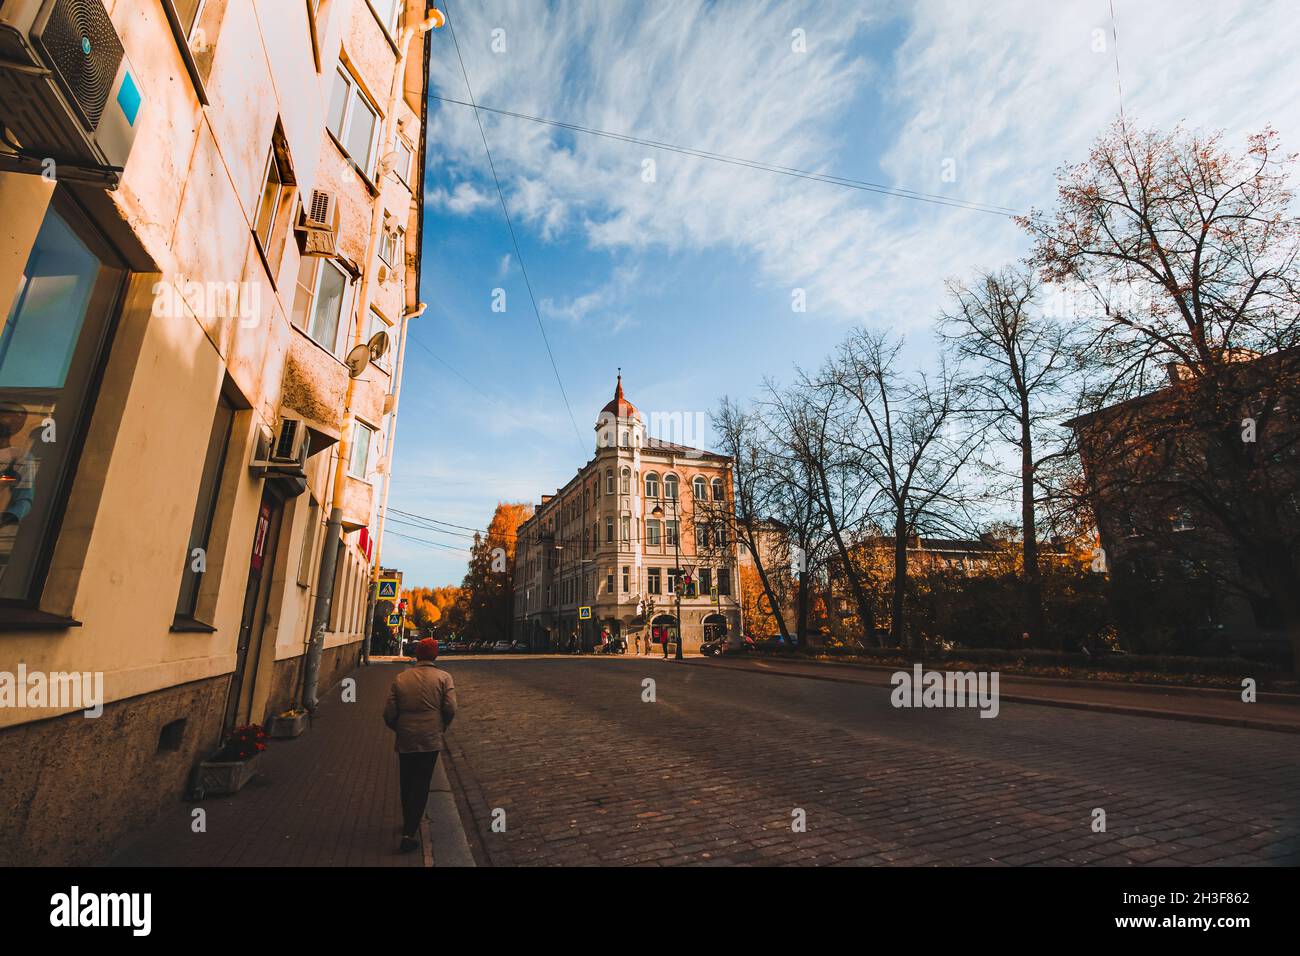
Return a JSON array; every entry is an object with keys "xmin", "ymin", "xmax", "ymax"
[{"xmin": 383, "ymin": 638, "xmax": 457, "ymax": 853}]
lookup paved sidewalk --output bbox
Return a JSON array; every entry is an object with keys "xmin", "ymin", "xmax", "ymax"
[
  {"xmin": 693, "ymin": 656, "xmax": 1300, "ymax": 733},
  {"xmin": 111, "ymin": 663, "xmax": 468, "ymax": 867}
]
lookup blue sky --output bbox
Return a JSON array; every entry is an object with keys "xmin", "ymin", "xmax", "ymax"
[{"xmin": 388, "ymin": 0, "xmax": 1300, "ymax": 586}]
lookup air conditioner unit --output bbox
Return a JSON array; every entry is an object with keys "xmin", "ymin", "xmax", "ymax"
[
  {"xmin": 297, "ymin": 188, "xmax": 339, "ymax": 257},
  {"xmin": 250, "ymin": 417, "xmax": 309, "ymax": 475},
  {"xmin": 270, "ymin": 417, "xmax": 308, "ymax": 466},
  {"xmin": 0, "ymin": 0, "xmax": 143, "ymax": 185}
]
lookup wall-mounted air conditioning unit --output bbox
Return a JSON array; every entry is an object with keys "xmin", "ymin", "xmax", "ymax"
[
  {"xmin": 0, "ymin": 0, "xmax": 143, "ymax": 186},
  {"xmin": 250, "ymin": 417, "xmax": 309, "ymax": 475},
  {"xmin": 297, "ymin": 188, "xmax": 339, "ymax": 257}
]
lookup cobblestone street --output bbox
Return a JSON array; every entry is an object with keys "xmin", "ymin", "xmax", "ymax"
[{"xmin": 440, "ymin": 657, "xmax": 1300, "ymax": 866}]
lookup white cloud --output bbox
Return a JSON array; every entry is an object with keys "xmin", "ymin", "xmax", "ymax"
[
  {"xmin": 428, "ymin": 0, "xmax": 1300, "ymax": 330},
  {"xmin": 425, "ymin": 181, "xmax": 495, "ymax": 214}
]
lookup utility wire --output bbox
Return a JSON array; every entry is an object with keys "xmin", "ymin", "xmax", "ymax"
[
  {"xmin": 1109, "ymin": 0, "xmax": 1126, "ymax": 127},
  {"xmin": 427, "ymin": 93, "xmax": 1022, "ymax": 218},
  {"xmin": 386, "ymin": 528, "xmax": 473, "ymax": 555},
  {"xmin": 442, "ymin": 2, "xmax": 588, "ymax": 457}
]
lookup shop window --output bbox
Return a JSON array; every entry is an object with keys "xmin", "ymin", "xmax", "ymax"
[{"xmin": 0, "ymin": 196, "xmax": 126, "ymax": 604}]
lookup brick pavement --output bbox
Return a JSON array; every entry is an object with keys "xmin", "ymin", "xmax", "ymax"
[
  {"xmin": 438, "ymin": 657, "xmax": 1300, "ymax": 867},
  {"xmin": 112, "ymin": 663, "xmax": 430, "ymax": 866}
]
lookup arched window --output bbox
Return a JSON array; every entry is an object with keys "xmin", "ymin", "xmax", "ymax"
[
  {"xmin": 620, "ymin": 430, "xmax": 628, "ymax": 447},
  {"xmin": 712, "ymin": 478, "xmax": 725, "ymax": 501},
  {"xmin": 620, "ymin": 467, "xmax": 630, "ymax": 494},
  {"xmin": 605, "ymin": 469, "xmax": 615, "ymax": 495},
  {"xmin": 645, "ymin": 472, "xmax": 660, "ymax": 498},
  {"xmin": 692, "ymin": 476, "xmax": 707, "ymax": 500},
  {"xmin": 663, "ymin": 473, "xmax": 678, "ymax": 500}
]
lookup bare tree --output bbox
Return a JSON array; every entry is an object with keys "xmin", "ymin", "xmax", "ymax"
[
  {"xmin": 827, "ymin": 329, "xmax": 982, "ymax": 652},
  {"xmin": 1021, "ymin": 121, "xmax": 1300, "ymax": 670},
  {"xmin": 939, "ymin": 265, "xmax": 1077, "ymax": 646},
  {"xmin": 710, "ymin": 398, "xmax": 792, "ymax": 642},
  {"xmin": 762, "ymin": 373, "xmax": 880, "ymax": 643}
]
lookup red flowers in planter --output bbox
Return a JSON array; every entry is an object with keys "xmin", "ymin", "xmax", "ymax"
[{"xmin": 214, "ymin": 723, "xmax": 269, "ymax": 762}]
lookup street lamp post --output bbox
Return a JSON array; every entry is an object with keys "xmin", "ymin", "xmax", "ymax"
[{"xmin": 652, "ymin": 498, "xmax": 684, "ymax": 661}]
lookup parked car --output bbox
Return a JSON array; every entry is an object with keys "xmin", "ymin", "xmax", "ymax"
[
  {"xmin": 491, "ymin": 640, "xmax": 513, "ymax": 653},
  {"xmin": 511, "ymin": 640, "xmax": 531, "ymax": 654},
  {"xmin": 701, "ymin": 634, "xmax": 754, "ymax": 657}
]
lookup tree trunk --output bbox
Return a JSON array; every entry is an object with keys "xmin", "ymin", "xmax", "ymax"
[
  {"xmin": 796, "ymin": 561, "xmax": 810, "ymax": 649},
  {"xmin": 1020, "ymin": 412, "xmax": 1047, "ymax": 647},
  {"xmin": 893, "ymin": 512, "xmax": 915, "ymax": 653},
  {"xmin": 741, "ymin": 527, "xmax": 792, "ymax": 643}
]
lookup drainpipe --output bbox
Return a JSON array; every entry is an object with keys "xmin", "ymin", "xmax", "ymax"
[
  {"xmin": 303, "ymin": 8, "xmax": 443, "ymax": 711},
  {"xmin": 363, "ymin": 301, "xmax": 424, "ymax": 662}
]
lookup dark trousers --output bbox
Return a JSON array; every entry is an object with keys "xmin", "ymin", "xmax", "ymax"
[{"xmin": 398, "ymin": 751, "xmax": 439, "ymax": 837}]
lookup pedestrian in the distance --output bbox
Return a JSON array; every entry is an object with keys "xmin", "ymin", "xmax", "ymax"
[{"xmin": 382, "ymin": 638, "xmax": 457, "ymax": 854}]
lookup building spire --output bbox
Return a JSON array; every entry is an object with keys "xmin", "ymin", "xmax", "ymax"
[{"xmin": 614, "ymin": 368, "xmax": 623, "ymax": 402}]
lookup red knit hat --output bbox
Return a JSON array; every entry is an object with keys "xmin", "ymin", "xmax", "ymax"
[{"xmin": 413, "ymin": 638, "xmax": 439, "ymax": 660}]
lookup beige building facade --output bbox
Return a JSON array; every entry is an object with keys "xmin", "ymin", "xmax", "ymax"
[
  {"xmin": 513, "ymin": 377, "xmax": 743, "ymax": 654},
  {"xmin": 0, "ymin": 0, "xmax": 433, "ymax": 864}
]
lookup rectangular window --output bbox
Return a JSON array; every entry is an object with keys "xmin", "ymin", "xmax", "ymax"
[
  {"xmin": 297, "ymin": 495, "xmax": 320, "ymax": 587},
  {"xmin": 379, "ymin": 226, "xmax": 404, "ymax": 270},
  {"xmin": 175, "ymin": 394, "xmax": 235, "ymax": 619},
  {"xmin": 718, "ymin": 568, "xmax": 732, "ymax": 596},
  {"xmin": 328, "ymin": 66, "xmax": 380, "ymax": 179},
  {"xmin": 620, "ymin": 515, "xmax": 630, "ymax": 542},
  {"xmin": 695, "ymin": 525, "xmax": 708, "ymax": 548},
  {"xmin": 666, "ymin": 520, "xmax": 679, "ymax": 547},
  {"xmin": 646, "ymin": 520, "xmax": 661, "ymax": 547},
  {"xmin": 292, "ymin": 258, "xmax": 351, "ymax": 354},
  {"xmin": 606, "ymin": 572, "xmax": 614, "ymax": 594},
  {"xmin": 348, "ymin": 421, "xmax": 375, "ymax": 479},
  {"xmin": 252, "ymin": 132, "xmax": 295, "ymax": 268},
  {"xmin": 369, "ymin": 0, "xmax": 403, "ymax": 34},
  {"xmin": 0, "ymin": 196, "xmax": 126, "ymax": 602},
  {"xmin": 622, "ymin": 565, "xmax": 630, "ymax": 592},
  {"xmin": 367, "ymin": 308, "xmax": 391, "ymax": 372},
  {"xmin": 393, "ymin": 137, "xmax": 414, "ymax": 187},
  {"xmin": 604, "ymin": 516, "xmax": 613, "ymax": 543},
  {"xmin": 699, "ymin": 568, "xmax": 712, "ymax": 596},
  {"xmin": 667, "ymin": 568, "xmax": 681, "ymax": 595},
  {"xmin": 648, "ymin": 567, "xmax": 661, "ymax": 595}
]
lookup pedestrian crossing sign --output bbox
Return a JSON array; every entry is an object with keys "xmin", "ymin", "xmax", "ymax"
[
  {"xmin": 387, "ymin": 613, "xmax": 401, "ymax": 626},
  {"xmin": 377, "ymin": 578, "xmax": 399, "ymax": 599},
  {"xmin": 578, "ymin": 606, "xmax": 592, "ymax": 620},
  {"xmin": 711, "ymin": 585, "xmax": 719, "ymax": 604}
]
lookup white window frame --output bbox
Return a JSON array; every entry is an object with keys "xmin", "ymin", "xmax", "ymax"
[
  {"xmin": 392, "ymin": 136, "xmax": 414, "ymax": 187},
  {"xmin": 368, "ymin": 0, "xmax": 403, "ymax": 35},
  {"xmin": 348, "ymin": 420, "xmax": 376, "ymax": 480},
  {"xmin": 329, "ymin": 65, "xmax": 381, "ymax": 179},
  {"xmin": 294, "ymin": 257, "xmax": 354, "ymax": 356}
]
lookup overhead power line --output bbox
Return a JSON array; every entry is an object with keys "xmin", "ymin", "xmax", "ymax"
[
  {"xmin": 427, "ymin": 93, "xmax": 1022, "ymax": 218},
  {"xmin": 442, "ymin": 2, "xmax": 588, "ymax": 457}
]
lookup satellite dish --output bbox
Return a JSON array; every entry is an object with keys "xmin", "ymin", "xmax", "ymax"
[
  {"xmin": 345, "ymin": 343, "xmax": 371, "ymax": 378},
  {"xmin": 367, "ymin": 329, "xmax": 390, "ymax": 362}
]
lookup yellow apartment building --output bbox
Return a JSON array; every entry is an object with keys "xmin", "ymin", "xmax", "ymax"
[{"xmin": 0, "ymin": 0, "xmax": 434, "ymax": 864}]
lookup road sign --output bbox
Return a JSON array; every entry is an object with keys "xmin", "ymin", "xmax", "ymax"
[
  {"xmin": 377, "ymin": 578, "xmax": 399, "ymax": 599},
  {"xmin": 387, "ymin": 613, "xmax": 401, "ymax": 626},
  {"xmin": 711, "ymin": 585, "xmax": 719, "ymax": 604},
  {"xmin": 578, "ymin": 606, "xmax": 592, "ymax": 620}
]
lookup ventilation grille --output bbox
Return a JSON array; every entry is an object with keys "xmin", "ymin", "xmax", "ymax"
[
  {"xmin": 33, "ymin": 0, "xmax": 124, "ymax": 132},
  {"xmin": 307, "ymin": 189, "xmax": 334, "ymax": 227}
]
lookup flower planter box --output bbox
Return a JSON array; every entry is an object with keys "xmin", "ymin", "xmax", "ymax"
[
  {"xmin": 193, "ymin": 753, "xmax": 261, "ymax": 798},
  {"xmin": 268, "ymin": 714, "xmax": 307, "ymax": 738}
]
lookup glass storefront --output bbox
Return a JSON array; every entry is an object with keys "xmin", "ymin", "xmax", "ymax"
[{"xmin": 0, "ymin": 197, "xmax": 125, "ymax": 601}]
